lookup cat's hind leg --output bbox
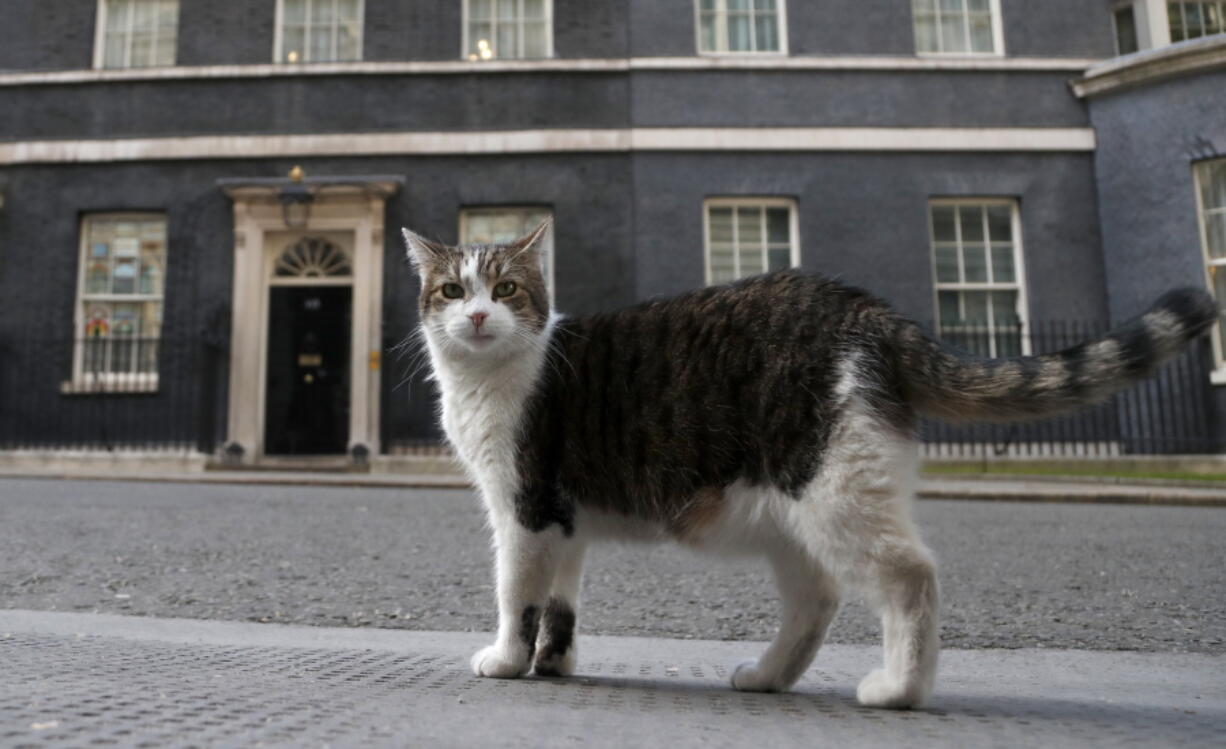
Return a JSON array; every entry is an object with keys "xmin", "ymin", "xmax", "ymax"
[
  {"xmin": 533, "ymin": 537, "xmax": 586, "ymax": 677},
  {"xmin": 798, "ymin": 422, "xmax": 939, "ymax": 709},
  {"xmin": 731, "ymin": 542, "xmax": 840, "ymax": 693}
]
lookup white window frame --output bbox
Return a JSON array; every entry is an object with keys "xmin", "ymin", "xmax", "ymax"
[
  {"xmin": 273, "ymin": 0, "xmax": 366, "ymax": 64},
  {"xmin": 462, "ymin": 0, "xmax": 554, "ymax": 61},
  {"xmin": 912, "ymin": 0, "xmax": 1006, "ymax": 58},
  {"xmin": 68, "ymin": 213, "xmax": 168, "ymax": 393},
  {"xmin": 693, "ymin": 0, "xmax": 789, "ymax": 56},
  {"xmin": 92, "ymin": 0, "xmax": 179, "ymax": 70},
  {"xmin": 458, "ymin": 206, "xmax": 556, "ymax": 303},
  {"xmin": 702, "ymin": 197, "xmax": 800, "ymax": 285},
  {"xmin": 1193, "ymin": 159, "xmax": 1226, "ymax": 381},
  {"xmin": 928, "ymin": 198, "xmax": 1031, "ymax": 357}
]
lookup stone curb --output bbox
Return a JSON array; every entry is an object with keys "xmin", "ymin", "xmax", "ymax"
[{"xmin": 2, "ymin": 469, "xmax": 1225, "ymax": 506}]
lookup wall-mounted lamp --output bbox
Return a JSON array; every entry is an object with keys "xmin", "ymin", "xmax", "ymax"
[{"xmin": 279, "ymin": 166, "xmax": 313, "ymax": 229}]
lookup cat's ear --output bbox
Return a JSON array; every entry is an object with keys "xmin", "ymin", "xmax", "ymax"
[
  {"xmin": 508, "ymin": 218, "xmax": 552, "ymax": 274},
  {"xmin": 401, "ymin": 228, "xmax": 448, "ymax": 273}
]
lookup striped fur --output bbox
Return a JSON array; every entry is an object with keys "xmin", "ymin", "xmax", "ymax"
[
  {"xmin": 403, "ymin": 224, "xmax": 1218, "ymax": 710},
  {"xmin": 895, "ymin": 288, "xmax": 1218, "ymax": 422}
]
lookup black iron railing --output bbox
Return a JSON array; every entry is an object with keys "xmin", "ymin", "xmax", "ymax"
[
  {"xmin": 920, "ymin": 320, "xmax": 1218, "ymax": 456},
  {"xmin": 0, "ymin": 337, "xmax": 226, "ymax": 453}
]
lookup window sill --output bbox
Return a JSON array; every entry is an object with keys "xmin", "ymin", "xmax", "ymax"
[
  {"xmin": 697, "ymin": 50, "xmax": 789, "ymax": 58},
  {"xmin": 1210, "ymin": 369, "xmax": 1226, "ymax": 386},
  {"xmin": 61, "ymin": 377, "xmax": 159, "ymax": 395}
]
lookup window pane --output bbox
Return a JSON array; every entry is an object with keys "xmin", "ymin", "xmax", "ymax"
[
  {"xmin": 523, "ymin": 0, "xmax": 546, "ymax": 17},
  {"xmin": 935, "ymin": 244, "xmax": 959, "ymax": 282},
  {"xmin": 469, "ymin": 22, "xmax": 493, "ymax": 56},
  {"xmin": 710, "ymin": 244, "xmax": 737, "ymax": 283},
  {"xmin": 931, "ymin": 206, "xmax": 956, "ymax": 241},
  {"xmin": 130, "ymin": 31, "xmax": 154, "ymax": 66},
  {"xmin": 913, "ymin": 0, "xmax": 936, "ymax": 11},
  {"xmin": 1207, "ymin": 214, "xmax": 1226, "ymax": 259},
  {"xmin": 938, "ymin": 291, "xmax": 961, "ymax": 325},
  {"xmin": 497, "ymin": 0, "xmax": 516, "ymax": 20},
  {"xmin": 1186, "ymin": 2, "xmax": 1205, "ymax": 37},
  {"xmin": 157, "ymin": 0, "xmax": 178, "ymax": 29},
  {"xmin": 1170, "ymin": 2, "xmax": 1186, "ymax": 41},
  {"xmin": 938, "ymin": 0, "xmax": 963, "ymax": 11},
  {"xmin": 736, "ymin": 207, "xmax": 763, "ymax": 248},
  {"xmin": 338, "ymin": 0, "xmax": 361, "ymax": 22},
  {"xmin": 967, "ymin": 0, "xmax": 990, "ymax": 11},
  {"xmin": 729, "ymin": 0, "xmax": 752, "ymax": 10},
  {"xmin": 986, "ymin": 205, "xmax": 1012, "ymax": 241},
  {"xmin": 699, "ymin": 13, "xmax": 717, "ymax": 51},
  {"xmin": 968, "ymin": 12, "xmax": 993, "ymax": 52},
  {"xmin": 523, "ymin": 21, "xmax": 548, "ymax": 57},
  {"xmin": 739, "ymin": 245, "xmax": 764, "ymax": 276},
  {"xmin": 337, "ymin": 23, "xmax": 360, "ymax": 60},
  {"xmin": 914, "ymin": 12, "xmax": 938, "ymax": 52},
  {"xmin": 104, "ymin": 34, "xmax": 126, "ymax": 67},
  {"xmin": 132, "ymin": 0, "xmax": 157, "ymax": 30},
  {"xmin": 709, "ymin": 208, "xmax": 734, "ymax": 244},
  {"xmin": 497, "ymin": 21, "xmax": 518, "ymax": 57},
  {"xmin": 153, "ymin": 34, "xmax": 176, "ymax": 65},
  {"xmin": 990, "ymin": 243, "xmax": 1016, "ymax": 282},
  {"xmin": 959, "ymin": 205, "xmax": 984, "ymax": 243},
  {"xmin": 314, "ymin": 0, "xmax": 336, "ymax": 24},
  {"xmin": 284, "ymin": 0, "xmax": 307, "ymax": 24},
  {"xmin": 766, "ymin": 208, "xmax": 789, "ymax": 243},
  {"xmin": 282, "ymin": 25, "xmax": 306, "ymax": 61},
  {"xmin": 86, "ymin": 258, "xmax": 111, "ymax": 294},
  {"xmin": 754, "ymin": 14, "xmax": 779, "ymax": 51},
  {"xmin": 1202, "ymin": 161, "xmax": 1226, "ymax": 209},
  {"xmin": 1212, "ymin": 269, "xmax": 1226, "ymax": 358},
  {"xmin": 767, "ymin": 247, "xmax": 790, "ymax": 271},
  {"xmin": 107, "ymin": 0, "xmax": 131, "ymax": 32},
  {"xmin": 990, "ymin": 290, "xmax": 1019, "ymax": 323},
  {"xmin": 728, "ymin": 13, "xmax": 753, "ymax": 51},
  {"xmin": 312, "ymin": 25, "xmax": 335, "ymax": 60},
  {"xmin": 962, "ymin": 242, "xmax": 987, "ymax": 282},
  {"xmin": 754, "ymin": 0, "xmax": 776, "ymax": 9},
  {"xmin": 700, "ymin": 0, "xmax": 716, "ymax": 9},
  {"xmin": 111, "ymin": 257, "xmax": 138, "ymax": 294},
  {"xmin": 940, "ymin": 14, "xmax": 965, "ymax": 52},
  {"xmin": 1115, "ymin": 7, "xmax": 1139, "ymax": 54},
  {"xmin": 962, "ymin": 290, "xmax": 989, "ymax": 322}
]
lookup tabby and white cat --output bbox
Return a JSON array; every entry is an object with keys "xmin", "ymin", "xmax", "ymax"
[{"xmin": 402, "ymin": 221, "xmax": 1216, "ymax": 708}]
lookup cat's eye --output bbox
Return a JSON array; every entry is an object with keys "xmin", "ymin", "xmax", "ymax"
[
  {"xmin": 441, "ymin": 283, "xmax": 464, "ymax": 299},
  {"xmin": 493, "ymin": 281, "xmax": 517, "ymax": 298}
]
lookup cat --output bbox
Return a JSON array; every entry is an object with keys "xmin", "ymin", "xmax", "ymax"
[{"xmin": 401, "ymin": 220, "xmax": 1217, "ymax": 709}]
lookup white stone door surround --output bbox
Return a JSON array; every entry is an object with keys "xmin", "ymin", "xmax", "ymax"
[{"xmin": 221, "ymin": 178, "xmax": 402, "ymax": 463}]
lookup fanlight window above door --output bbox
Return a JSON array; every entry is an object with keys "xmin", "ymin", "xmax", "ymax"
[{"xmin": 274, "ymin": 237, "xmax": 352, "ymax": 278}]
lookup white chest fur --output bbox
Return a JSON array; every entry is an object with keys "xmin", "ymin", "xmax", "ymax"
[{"xmin": 426, "ymin": 321, "xmax": 556, "ymax": 509}]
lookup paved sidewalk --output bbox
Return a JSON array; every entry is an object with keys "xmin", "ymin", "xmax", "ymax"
[
  {"xmin": 2, "ymin": 467, "xmax": 1225, "ymax": 505},
  {"xmin": 1, "ymin": 611, "xmax": 1222, "ymax": 748}
]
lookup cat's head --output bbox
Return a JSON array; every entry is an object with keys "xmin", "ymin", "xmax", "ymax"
[{"xmin": 402, "ymin": 221, "xmax": 552, "ymax": 360}]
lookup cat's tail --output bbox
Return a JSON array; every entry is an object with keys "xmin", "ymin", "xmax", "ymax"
[{"xmin": 894, "ymin": 288, "xmax": 1218, "ymax": 422}]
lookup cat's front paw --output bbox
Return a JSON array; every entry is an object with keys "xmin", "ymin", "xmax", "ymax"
[
  {"xmin": 855, "ymin": 668, "xmax": 927, "ymax": 709},
  {"xmin": 471, "ymin": 644, "xmax": 530, "ymax": 679},
  {"xmin": 731, "ymin": 660, "xmax": 784, "ymax": 693}
]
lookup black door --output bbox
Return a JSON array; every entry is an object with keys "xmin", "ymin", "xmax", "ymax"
[{"xmin": 264, "ymin": 286, "xmax": 352, "ymax": 455}]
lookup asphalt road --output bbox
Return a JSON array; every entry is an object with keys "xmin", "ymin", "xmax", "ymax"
[{"xmin": 1, "ymin": 478, "xmax": 1222, "ymax": 653}]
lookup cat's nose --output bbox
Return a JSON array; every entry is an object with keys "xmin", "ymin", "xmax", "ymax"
[{"xmin": 469, "ymin": 311, "xmax": 489, "ymax": 330}]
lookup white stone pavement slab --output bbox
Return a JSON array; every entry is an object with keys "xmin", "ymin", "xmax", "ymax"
[{"xmin": 0, "ymin": 610, "xmax": 1222, "ymax": 748}]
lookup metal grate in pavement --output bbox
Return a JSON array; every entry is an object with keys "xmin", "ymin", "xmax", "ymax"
[{"xmin": 0, "ymin": 621, "xmax": 1222, "ymax": 748}]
